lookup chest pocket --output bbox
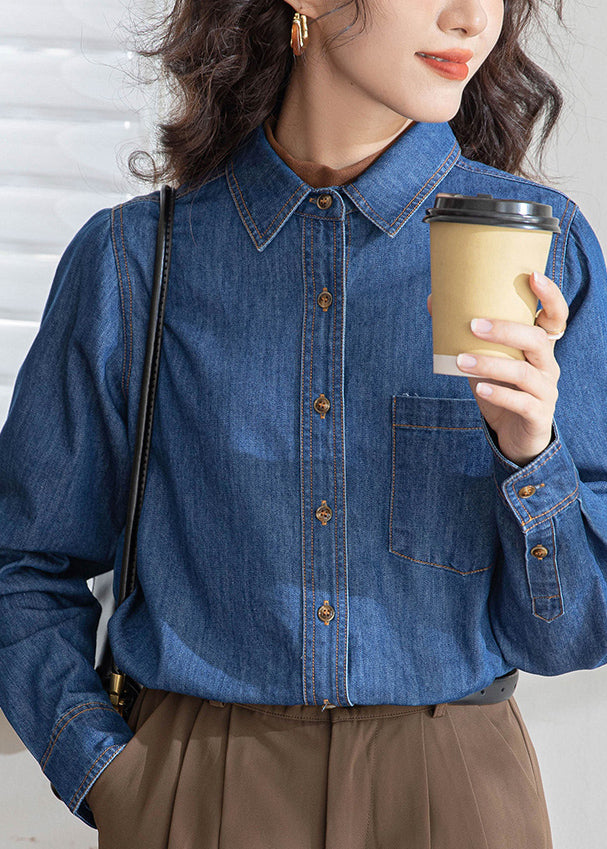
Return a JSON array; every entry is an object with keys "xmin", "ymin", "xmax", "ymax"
[{"xmin": 389, "ymin": 395, "xmax": 499, "ymax": 576}]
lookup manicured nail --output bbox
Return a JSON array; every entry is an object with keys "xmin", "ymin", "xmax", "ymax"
[
  {"xmin": 457, "ymin": 354, "xmax": 477, "ymax": 369},
  {"xmin": 471, "ymin": 318, "xmax": 493, "ymax": 333},
  {"xmin": 533, "ymin": 271, "xmax": 548, "ymax": 289},
  {"xmin": 476, "ymin": 383, "xmax": 493, "ymax": 396}
]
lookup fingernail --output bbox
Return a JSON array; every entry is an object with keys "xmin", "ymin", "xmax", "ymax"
[
  {"xmin": 471, "ymin": 318, "xmax": 493, "ymax": 333},
  {"xmin": 533, "ymin": 272, "xmax": 548, "ymax": 289},
  {"xmin": 457, "ymin": 354, "xmax": 477, "ymax": 369}
]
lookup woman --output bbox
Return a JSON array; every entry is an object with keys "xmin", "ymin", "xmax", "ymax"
[{"xmin": 1, "ymin": 0, "xmax": 606, "ymax": 847}]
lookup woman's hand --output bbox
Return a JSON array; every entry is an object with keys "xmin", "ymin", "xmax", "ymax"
[{"xmin": 426, "ymin": 271, "xmax": 569, "ymax": 467}]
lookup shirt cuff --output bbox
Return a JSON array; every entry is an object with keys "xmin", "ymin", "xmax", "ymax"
[
  {"xmin": 42, "ymin": 701, "xmax": 133, "ymax": 827},
  {"xmin": 480, "ymin": 416, "xmax": 580, "ymax": 532}
]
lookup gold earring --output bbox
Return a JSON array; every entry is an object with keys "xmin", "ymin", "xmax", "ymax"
[{"xmin": 290, "ymin": 11, "xmax": 309, "ymax": 56}]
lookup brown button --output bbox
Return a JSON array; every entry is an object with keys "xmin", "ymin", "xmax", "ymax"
[
  {"xmin": 531, "ymin": 545, "xmax": 549, "ymax": 559},
  {"xmin": 317, "ymin": 287, "xmax": 333, "ymax": 311},
  {"xmin": 318, "ymin": 600, "xmax": 335, "ymax": 624},
  {"xmin": 313, "ymin": 394, "xmax": 330, "ymax": 418},
  {"xmin": 316, "ymin": 194, "xmax": 333, "ymax": 209},
  {"xmin": 315, "ymin": 500, "xmax": 332, "ymax": 525},
  {"xmin": 518, "ymin": 485, "xmax": 536, "ymax": 498}
]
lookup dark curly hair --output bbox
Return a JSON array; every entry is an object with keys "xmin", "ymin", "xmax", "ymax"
[{"xmin": 126, "ymin": 0, "xmax": 565, "ymax": 189}]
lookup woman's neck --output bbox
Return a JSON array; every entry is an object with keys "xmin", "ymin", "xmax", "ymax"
[{"xmin": 273, "ymin": 61, "xmax": 414, "ymax": 170}]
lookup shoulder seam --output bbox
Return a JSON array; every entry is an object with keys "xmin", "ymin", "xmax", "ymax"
[
  {"xmin": 107, "ymin": 171, "xmax": 225, "ymax": 210},
  {"xmin": 109, "ymin": 207, "xmax": 130, "ymax": 404},
  {"xmin": 554, "ymin": 200, "xmax": 578, "ymax": 291},
  {"xmin": 454, "ymin": 159, "xmax": 570, "ymax": 201},
  {"xmin": 111, "ymin": 194, "xmax": 159, "ymax": 212},
  {"xmin": 119, "ymin": 206, "xmax": 134, "ymax": 399}
]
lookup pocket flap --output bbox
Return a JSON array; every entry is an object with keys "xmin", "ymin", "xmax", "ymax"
[{"xmin": 393, "ymin": 395, "xmax": 483, "ymax": 430}]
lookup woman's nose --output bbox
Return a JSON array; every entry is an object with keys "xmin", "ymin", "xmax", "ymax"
[{"xmin": 438, "ymin": 0, "xmax": 489, "ymax": 38}]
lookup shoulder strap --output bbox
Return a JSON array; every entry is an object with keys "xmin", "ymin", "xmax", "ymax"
[
  {"xmin": 119, "ymin": 183, "xmax": 175, "ymax": 603},
  {"xmin": 108, "ymin": 184, "xmax": 175, "ymax": 712}
]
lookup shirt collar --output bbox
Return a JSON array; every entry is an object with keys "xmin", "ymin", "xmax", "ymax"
[{"xmin": 225, "ymin": 120, "xmax": 461, "ymax": 251}]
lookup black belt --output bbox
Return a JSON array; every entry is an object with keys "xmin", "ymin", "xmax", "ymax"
[
  {"xmin": 448, "ymin": 668, "xmax": 519, "ymax": 705},
  {"xmin": 321, "ymin": 669, "xmax": 520, "ymax": 710}
]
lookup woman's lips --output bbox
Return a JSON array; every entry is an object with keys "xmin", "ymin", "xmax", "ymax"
[{"xmin": 415, "ymin": 50, "xmax": 473, "ymax": 81}]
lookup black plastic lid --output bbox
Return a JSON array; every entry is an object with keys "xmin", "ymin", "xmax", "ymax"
[{"xmin": 423, "ymin": 193, "xmax": 560, "ymax": 233}]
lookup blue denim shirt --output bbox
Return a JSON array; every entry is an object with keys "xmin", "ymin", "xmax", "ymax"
[{"xmin": 1, "ymin": 118, "xmax": 607, "ymax": 827}]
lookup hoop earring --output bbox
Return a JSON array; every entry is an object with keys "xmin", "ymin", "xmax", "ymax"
[{"xmin": 291, "ymin": 12, "xmax": 309, "ymax": 56}]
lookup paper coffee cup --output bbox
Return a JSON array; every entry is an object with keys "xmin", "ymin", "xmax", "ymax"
[{"xmin": 423, "ymin": 193, "xmax": 560, "ymax": 377}]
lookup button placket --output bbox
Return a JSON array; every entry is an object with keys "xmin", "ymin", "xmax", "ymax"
[{"xmin": 299, "ymin": 198, "xmax": 351, "ymax": 707}]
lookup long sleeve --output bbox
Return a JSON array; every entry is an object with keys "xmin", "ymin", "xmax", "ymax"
[
  {"xmin": 0, "ymin": 208, "xmax": 136, "ymax": 826},
  {"xmin": 481, "ymin": 205, "xmax": 607, "ymax": 674}
]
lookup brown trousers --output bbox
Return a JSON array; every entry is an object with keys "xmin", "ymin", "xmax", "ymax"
[{"xmin": 87, "ymin": 686, "xmax": 553, "ymax": 849}]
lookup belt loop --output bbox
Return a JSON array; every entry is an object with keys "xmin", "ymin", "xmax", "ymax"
[{"xmin": 432, "ymin": 702, "xmax": 448, "ymax": 718}]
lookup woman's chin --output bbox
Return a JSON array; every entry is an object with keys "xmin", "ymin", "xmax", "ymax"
[{"xmin": 401, "ymin": 95, "xmax": 464, "ymax": 126}]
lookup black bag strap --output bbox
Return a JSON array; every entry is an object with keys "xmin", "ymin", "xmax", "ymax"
[{"xmin": 107, "ymin": 184, "xmax": 175, "ymax": 712}]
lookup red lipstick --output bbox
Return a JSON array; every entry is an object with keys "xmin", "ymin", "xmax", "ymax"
[{"xmin": 416, "ymin": 49, "xmax": 473, "ymax": 81}]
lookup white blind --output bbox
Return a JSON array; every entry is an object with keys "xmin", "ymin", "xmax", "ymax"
[
  {"xmin": 1, "ymin": 0, "xmax": 161, "ymax": 426},
  {"xmin": 0, "ymin": 3, "xmax": 165, "ymax": 842}
]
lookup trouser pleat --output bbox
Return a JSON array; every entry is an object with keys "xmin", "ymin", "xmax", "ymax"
[
  {"xmin": 217, "ymin": 703, "xmax": 331, "ymax": 849},
  {"xmin": 90, "ymin": 693, "xmax": 552, "ymax": 849}
]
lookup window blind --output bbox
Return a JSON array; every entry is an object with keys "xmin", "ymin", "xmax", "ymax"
[{"xmin": 1, "ymin": 0, "xmax": 161, "ymax": 426}]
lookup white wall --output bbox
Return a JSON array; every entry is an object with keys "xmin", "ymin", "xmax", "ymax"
[
  {"xmin": 1, "ymin": 1, "xmax": 607, "ymax": 847},
  {"xmin": 0, "ymin": 1, "xmax": 157, "ymax": 845}
]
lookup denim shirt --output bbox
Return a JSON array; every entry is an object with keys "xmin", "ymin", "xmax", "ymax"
[{"xmin": 1, "ymin": 118, "xmax": 607, "ymax": 827}]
